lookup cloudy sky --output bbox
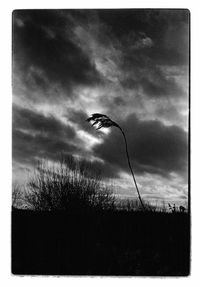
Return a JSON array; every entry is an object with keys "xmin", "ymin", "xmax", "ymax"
[{"xmin": 12, "ymin": 9, "xmax": 189, "ymax": 206}]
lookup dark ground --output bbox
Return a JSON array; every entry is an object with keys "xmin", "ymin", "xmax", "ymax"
[{"xmin": 12, "ymin": 209, "xmax": 190, "ymax": 276}]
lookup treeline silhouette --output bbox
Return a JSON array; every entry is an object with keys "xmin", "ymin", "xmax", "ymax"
[{"xmin": 12, "ymin": 156, "xmax": 190, "ymax": 276}]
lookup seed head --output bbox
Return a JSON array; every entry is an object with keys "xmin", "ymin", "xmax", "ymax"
[{"xmin": 86, "ymin": 113, "xmax": 119, "ymax": 130}]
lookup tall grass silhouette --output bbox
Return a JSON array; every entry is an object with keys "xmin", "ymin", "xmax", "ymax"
[
  {"xmin": 87, "ymin": 113, "xmax": 146, "ymax": 210},
  {"xmin": 24, "ymin": 155, "xmax": 115, "ymax": 212}
]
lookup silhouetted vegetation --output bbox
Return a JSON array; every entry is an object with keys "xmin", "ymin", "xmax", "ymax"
[
  {"xmin": 22, "ymin": 156, "xmax": 115, "ymax": 212},
  {"xmin": 87, "ymin": 113, "xmax": 146, "ymax": 210},
  {"xmin": 12, "ymin": 156, "xmax": 190, "ymax": 276}
]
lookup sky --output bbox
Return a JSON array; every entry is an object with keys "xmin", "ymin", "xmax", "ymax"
[{"xmin": 12, "ymin": 9, "xmax": 189, "ymax": 206}]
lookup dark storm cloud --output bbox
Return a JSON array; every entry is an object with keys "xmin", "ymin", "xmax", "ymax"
[
  {"xmin": 13, "ymin": 10, "xmax": 102, "ymax": 95},
  {"xmin": 13, "ymin": 9, "xmax": 189, "ymax": 102},
  {"xmin": 12, "ymin": 104, "xmax": 78, "ymax": 165},
  {"xmin": 12, "ymin": 9, "xmax": 189, "ymax": 196},
  {"xmin": 120, "ymin": 64, "xmax": 184, "ymax": 98},
  {"xmin": 95, "ymin": 9, "xmax": 189, "ymax": 99},
  {"xmin": 12, "ymin": 117, "xmax": 117, "ymax": 179},
  {"xmin": 12, "ymin": 105, "xmax": 116, "ymax": 177},
  {"xmin": 66, "ymin": 109, "xmax": 119, "ymax": 178},
  {"xmin": 140, "ymin": 71, "xmax": 184, "ymax": 98},
  {"xmin": 12, "ymin": 128, "xmax": 77, "ymax": 167},
  {"xmin": 93, "ymin": 114, "xmax": 188, "ymax": 178},
  {"xmin": 13, "ymin": 104, "xmax": 76, "ymax": 140},
  {"xmin": 67, "ymin": 109, "xmax": 99, "ymax": 136},
  {"xmin": 97, "ymin": 9, "xmax": 189, "ymax": 65}
]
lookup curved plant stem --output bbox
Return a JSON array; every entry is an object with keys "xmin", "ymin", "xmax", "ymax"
[
  {"xmin": 118, "ymin": 126, "xmax": 146, "ymax": 211},
  {"xmin": 86, "ymin": 113, "xmax": 146, "ymax": 211}
]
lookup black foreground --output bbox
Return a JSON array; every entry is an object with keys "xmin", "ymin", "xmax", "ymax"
[{"xmin": 12, "ymin": 209, "xmax": 190, "ymax": 276}]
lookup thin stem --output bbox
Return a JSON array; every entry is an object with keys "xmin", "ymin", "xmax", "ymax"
[{"xmin": 118, "ymin": 126, "xmax": 146, "ymax": 211}]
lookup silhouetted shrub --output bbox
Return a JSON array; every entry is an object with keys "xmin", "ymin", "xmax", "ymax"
[
  {"xmin": 24, "ymin": 155, "xmax": 115, "ymax": 212},
  {"xmin": 12, "ymin": 184, "xmax": 26, "ymax": 209}
]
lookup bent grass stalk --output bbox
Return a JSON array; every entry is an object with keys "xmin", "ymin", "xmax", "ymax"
[{"xmin": 86, "ymin": 113, "xmax": 146, "ymax": 211}]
